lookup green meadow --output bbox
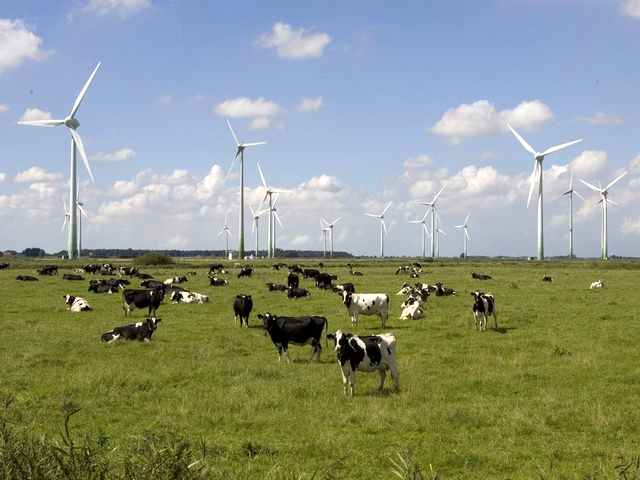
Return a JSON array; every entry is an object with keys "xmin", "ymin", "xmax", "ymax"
[{"xmin": 1, "ymin": 257, "xmax": 639, "ymax": 479}]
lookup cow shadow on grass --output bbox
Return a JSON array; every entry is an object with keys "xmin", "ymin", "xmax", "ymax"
[{"xmin": 490, "ymin": 326, "xmax": 513, "ymax": 334}]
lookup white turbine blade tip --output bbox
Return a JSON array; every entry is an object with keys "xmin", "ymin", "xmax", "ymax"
[
  {"xmin": 70, "ymin": 61, "xmax": 101, "ymax": 119},
  {"xmin": 507, "ymin": 124, "xmax": 536, "ymax": 155},
  {"xmin": 541, "ymin": 138, "xmax": 583, "ymax": 157}
]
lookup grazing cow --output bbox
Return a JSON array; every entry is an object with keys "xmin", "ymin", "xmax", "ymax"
[
  {"xmin": 209, "ymin": 276, "xmax": 229, "ymax": 286},
  {"xmin": 287, "ymin": 287, "xmax": 311, "ymax": 299},
  {"xmin": 164, "ymin": 275, "xmax": 188, "ymax": 285},
  {"xmin": 63, "ymin": 273, "xmax": 84, "ymax": 281},
  {"xmin": 82, "ymin": 264, "xmax": 101, "ymax": 274},
  {"xmin": 302, "ymin": 268, "xmax": 320, "ymax": 279},
  {"xmin": 314, "ymin": 272, "xmax": 335, "ymax": 290},
  {"xmin": 326, "ymin": 330, "xmax": 400, "ymax": 396},
  {"xmin": 88, "ymin": 283, "xmax": 119, "ymax": 294},
  {"xmin": 171, "ymin": 290, "xmax": 209, "ymax": 304},
  {"xmin": 471, "ymin": 291, "xmax": 497, "ymax": 331},
  {"xmin": 208, "ymin": 263, "xmax": 226, "ymax": 275},
  {"xmin": 233, "ymin": 294, "xmax": 253, "ymax": 327},
  {"xmin": 271, "ymin": 262, "xmax": 287, "ymax": 270},
  {"xmin": 0, "ymin": 262, "xmax": 10, "ymax": 269},
  {"xmin": 16, "ymin": 275, "xmax": 38, "ymax": 281},
  {"xmin": 101, "ymin": 317, "xmax": 162, "ymax": 343},
  {"xmin": 399, "ymin": 297, "xmax": 424, "ymax": 320},
  {"xmin": 333, "ymin": 282, "xmax": 356, "ymax": 294},
  {"xmin": 349, "ymin": 268, "xmax": 364, "ymax": 276},
  {"xmin": 471, "ymin": 272, "xmax": 492, "ymax": 280},
  {"xmin": 341, "ymin": 291, "xmax": 389, "ymax": 328},
  {"xmin": 237, "ymin": 267, "xmax": 254, "ymax": 278},
  {"xmin": 63, "ymin": 295, "xmax": 92, "ymax": 312},
  {"xmin": 37, "ymin": 265, "xmax": 58, "ymax": 276},
  {"xmin": 119, "ymin": 266, "xmax": 138, "ymax": 277},
  {"xmin": 288, "ymin": 264, "xmax": 303, "ymax": 274},
  {"xmin": 287, "ymin": 272, "xmax": 299, "ymax": 289},
  {"xmin": 542, "ymin": 275, "xmax": 554, "ymax": 282},
  {"xmin": 266, "ymin": 282, "xmax": 287, "ymax": 292},
  {"xmin": 590, "ymin": 279, "xmax": 604, "ymax": 289},
  {"xmin": 434, "ymin": 282, "xmax": 457, "ymax": 296},
  {"xmin": 258, "ymin": 312, "xmax": 328, "ymax": 363},
  {"xmin": 122, "ymin": 287, "xmax": 164, "ymax": 316}
]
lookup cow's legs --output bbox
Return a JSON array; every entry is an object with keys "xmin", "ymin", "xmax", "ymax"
[
  {"xmin": 284, "ymin": 346, "xmax": 291, "ymax": 364},
  {"xmin": 348, "ymin": 371, "xmax": 356, "ymax": 396},
  {"xmin": 380, "ymin": 312, "xmax": 387, "ymax": 329},
  {"xmin": 378, "ymin": 369, "xmax": 387, "ymax": 393},
  {"xmin": 389, "ymin": 366, "xmax": 401, "ymax": 391},
  {"xmin": 340, "ymin": 369, "xmax": 349, "ymax": 395},
  {"xmin": 492, "ymin": 312, "xmax": 498, "ymax": 329},
  {"xmin": 350, "ymin": 315, "xmax": 357, "ymax": 327}
]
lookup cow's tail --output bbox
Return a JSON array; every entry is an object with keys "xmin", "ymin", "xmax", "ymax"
[{"xmin": 324, "ymin": 317, "xmax": 329, "ymax": 347}]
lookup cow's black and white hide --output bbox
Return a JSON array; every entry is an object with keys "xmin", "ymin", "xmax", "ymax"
[
  {"xmin": 259, "ymin": 312, "xmax": 328, "ymax": 363},
  {"xmin": 101, "ymin": 317, "xmax": 162, "ymax": 343},
  {"xmin": 88, "ymin": 283, "xmax": 119, "ymax": 294},
  {"xmin": 209, "ymin": 276, "xmax": 229, "ymax": 286},
  {"xmin": 471, "ymin": 291, "xmax": 497, "ymax": 331},
  {"xmin": 170, "ymin": 290, "xmax": 209, "ymax": 304},
  {"xmin": 399, "ymin": 296, "xmax": 424, "ymax": 320},
  {"xmin": 122, "ymin": 287, "xmax": 164, "ymax": 316},
  {"xmin": 333, "ymin": 282, "xmax": 356, "ymax": 294},
  {"xmin": 63, "ymin": 295, "xmax": 92, "ymax": 312},
  {"xmin": 287, "ymin": 287, "xmax": 311, "ymax": 299},
  {"xmin": 233, "ymin": 294, "xmax": 253, "ymax": 327},
  {"xmin": 16, "ymin": 275, "xmax": 38, "ymax": 281},
  {"xmin": 237, "ymin": 267, "xmax": 254, "ymax": 278},
  {"xmin": 266, "ymin": 282, "xmax": 287, "ymax": 291},
  {"xmin": 341, "ymin": 291, "xmax": 389, "ymax": 328}
]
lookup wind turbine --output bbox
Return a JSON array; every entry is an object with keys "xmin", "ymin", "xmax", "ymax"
[
  {"xmin": 560, "ymin": 172, "xmax": 584, "ymax": 259},
  {"xmin": 416, "ymin": 184, "xmax": 446, "ymax": 259},
  {"xmin": 218, "ymin": 214, "xmax": 233, "ymax": 258},
  {"xmin": 434, "ymin": 225, "xmax": 446, "ymax": 258},
  {"xmin": 365, "ymin": 201, "xmax": 392, "ymax": 258},
  {"xmin": 76, "ymin": 188, "xmax": 88, "ymax": 257},
  {"xmin": 62, "ymin": 197, "xmax": 71, "ymax": 234},
  {"xmin": 409, "ymin": 211, "xmax": 430, "ymax": 258},
  {"xmin": 507, "ymin": 124, "xmax": 582, "ymax": 260},
  {"xmin": 579, "ymin": 171, "xmax": 627, "ymax": 260},
  {"xmin": 454, "ymin": 212, "xmax": 470, "ymax": 258},
  {"xmin": 18, "ymin": 61, "xmax": 101, "ymax": 260},
  {"xmin": 320, "ymin": 222, "xmax": 330, "ymax": 257},
  {"xmin": 270, "ymin": 195, "xmax": 286, "ymax": 257},
  {"xmin": 257, "ymin": 162, "xmax": 292, "ymax": 258},
  {"xmin": 320, "ymin": 217, "xmax": 341, "ymax": 258},
  {"xmin": 225, "ymin": 118, "xmax": 266, "ymax": 260},
  {"xmin": 249, "ymin": 204, "xmax": 267, "ymax": 258}
]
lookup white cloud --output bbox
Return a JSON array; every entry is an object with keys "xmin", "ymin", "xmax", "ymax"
[
  {"xmin": 429, "ymin": 100, "xmax": 554, "ymax": 144},
  {"xmin": 0, "ymin": 172, "xmax": 5, "ymax": 183},
  {"xmin": 78, "ymin": 0, "xmax": 152, "ymax": 19},
  {"xmin": 18, "ymin": 108, "xmax": 52, "ymax": 122},
  {"xmin": 14, "ymin": 166, "xmax": 63, "ymax": 183},
  {"xmin": 570, "ymin": 150, "xmax": 608, "ymax": 177},
  {"xmin": 0, "ymin": 103, "xmax": 9, "ymax": 113},
  {"xmin": 92, "ymin": 148, "xmax": 136, "ymax": 162},
  {"xmin": 402, "ymin": 154, "xmax": 435, "ymax": 171},
  {"xmin": 256, "ymin": 22, "xmax": 331, "ymax": 59},
  {"xmin": 0, "ymin": 19, "xmax": 50, "ymax": 74},
  {"xmin": 621, "ymin": 0, "xmax": 640, "ymax": 19},
  {"xmin": 299, "ymin": 174, "xmax": 341, "ymax": 192},
  {"xmin": 295, "ymin": 97, "xmax": 324, "ymax": 112},
  {"xmin": 215, "ymin": 97, "xmax": 281, "ymax": 119},
  {"xmin": 574, "ymin": 111, "xmax": 623, "ymax": 126}
]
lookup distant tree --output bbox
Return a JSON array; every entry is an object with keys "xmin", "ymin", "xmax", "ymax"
[
  {"xmin": 136, "ymin": 252, "xmax": 175, "ymax": 266},
  {"xmin": 22, "ymin": 247, "xmax": 45, "ymax": 258}
]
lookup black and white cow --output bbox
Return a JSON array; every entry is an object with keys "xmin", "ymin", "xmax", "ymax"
[
  {"xmin": 164, "ymin": 275, "xmax": 188, "ymax": 285},
  {"xmin": 471, "ymin": 272, "xmax": 492, "ymax": 280},
  {"xmin": 233, "ymin": 294, "xmax": 253, "ymax": 327},
  {"xmin": 258, "ymin": 312, "xmax": 328, "ymax": 363},
  {"xmin": 101, "ymin": 317, "xmax": 162, "ymax": 343},
  {"xmin": 471, "ymin": 291, "xmax": 497, "ymax": 331},
  {"xmin": 302, "ymin": 268, "xmax": 320, "ymax": 279},
  {"xmin": 341, "ymin": 291, "xmax": 389, "ymax": 328},
  {"xmin": 314, "ymin": 272, "xmax": 335, "ymax": 290},
  {"xmin": 63, "ymin": 295, "xmax": 92, "ymax": 312},
  {"xmin": 37, "ymin": 265, "xmax": 58, "ymax": 275},
  {"xmin": 82, "ymin": 264, "xmax": 101, "ymax": 274},
  {"xmin": 287, "ymin": 287, "xmax": 311, "ymax": 299},
  {"xmin": 542, "ymin": 275, "xmax": 554, "ymax": 282},
  {"xmin": 88, "ymin": 283, "xmax": 119, "ymax": 294},
  {"xmin": 209, "ymin": 276, "xmax": 229, "ymax": 286},
  {"xmin": 170, "ymin": 290, "xmax": 209, "ymax": 304},
  {"xmin": 0, "ymin": 262, "xmax": 10, "ymax": 269},
  {"xmin": 399, "ymin": 296, "xmax": 424, "ymax": 320},
  {"xmin": 326, "ymin": 330, "xmax": 400, "ymax": 396},
  {"xmin": 237, "ymin": 267, "xmax": 254, "ymax": 278},
  {"xmin": 119, "ymin": 266, "xmax": 138, "ymax": 277},
  {"xmin": 333, "ymin": 282, "xmax": 356, "ymax": 294},
  {"xmin": 122, "ymin": 287, "xmax": 164, "ymax": 316},
  {"xmin": 16, "ymin": 275, "xmax": 38, "ymax": 281},
  {"xmin": 266, "ymin": 282, "xmax": 287, "ymax": 292},
  {"xmin": 63, "ymin": 273, "xmax": 84, "ymax": 281},
  {"xmin": 208, "ymin": 263, "xmax": 226, "ymax": 275},
  {"xmin": 434, "ymin": 282, "xmax": 457, "ymax": 296}
]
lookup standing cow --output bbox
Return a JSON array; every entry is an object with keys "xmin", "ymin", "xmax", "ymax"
[
  {"xmin": 471, "ymin": 291, "xmax": 497, "ymax": 331},
  {"xmin": 327, "ymin": 330, "xmax": 400, "ymax": 396},
  {"xmin": 258, "ymin": 313, "xmax": 328, "ymax": 363},
  {"xmin": 233, "ymin": 294, "xmax": 253, "ymax": 327},
  {"xmin": 122, "ymin": 287, "xmax": 164, "ymax": 316},
  {"xmin": 341, "ymin": 291, "xmax": 389, "ymax": 328}
]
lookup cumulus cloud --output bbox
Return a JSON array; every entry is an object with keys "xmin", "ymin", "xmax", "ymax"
[
  {"xmin": 214, "ymin": 97, "xmax": 281, "ymax": 127},
  {"xmin": 299, "ymin": 174, "xmax": 341, "ymax": 192},
  {"xmin": 0, "ymin": 103, "xmax": 9, "ymax": 113},
  {"xmin": 570, "ymin": 150, "xmax": 608, "ymax": 177},
  {"xmin": 403, "ymin": 154, "xmax": 435, "ymax": 171},
  {"xmin": 92, "ymin": 148, "xmax": 135, "ymax": 162},
  {"xmin": 256, "ymin": 22, "xmax": 331, "ymax": 59},
  {"xmin": 0, "ymin": 19, "xmax": 50, "ymax": 74},
  {"xmin": 621, "ymin": 0, "xmax": 640, "ymax": 19},
  {"xmin": 295, "ymin": 96, "xmax": 324, "ymax": 112},
  {"xmin": 0, "ymin": 172, "xmax": 5, "ymax": 183},
  {"xmin": 574, "ymin": 111, "xmax": 623, "ymax": 127},
  {"xmin": 14, "ymin": 166, "xmax": 63, "ymax": 183},
  {"xmin": 429, "ymin": 100, "xmax": 553, "ymax": 144},
  {"xmin": 77, "ymin": 0, "xmax": 152, "ymax": 19},
  {"xmin": 18, "ymin": 108, "xmax": 52, "ymax": 122},
  {"xmin": 622, "ymin": 217, "xmax": 640, "ymax": 235}
]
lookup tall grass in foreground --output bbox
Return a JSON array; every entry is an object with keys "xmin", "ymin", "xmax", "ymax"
[{"xmin": 1, "ymin": 257, "xmax": 640, "ymax": 478}]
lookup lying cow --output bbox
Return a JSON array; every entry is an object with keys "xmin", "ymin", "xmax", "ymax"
[
  {"xmin": 399, "ymin": 297, "xmax": 424, "ymax": 320},
  {"xmin": 233, "ymin": 294, "xmax": 253, "ymax": 327},
  {"xmin": 63, "ymin": 273, "xmax": 84, "ymax": 281},
  {"xmin": 327, "ymin": 330, "xmax": 400, "ymax": 396},
  {"xmin": 101, "ymin": 317, "xmax": 162, "ymax": 343},
  {"xmin": 122, "ymin": 287, "xmax": 164, "ymax": 316},
  {"xmin": 63, "ymin": 295, "xmax": 92, "ymax": 312},
  {"xmin": 590, "ymin": 279, "xmax": 604, "ymax": 289},
  {"xmin": 88, "ymin": 283, "xmax": 119, "ymax": 294},
  {"xmin": 164, "ymin": 276, "xmax": 188, "ymax": 285},
  {"xmin": 16, "ymin": 275, "xmax": 38, "ymax": 281},
  {"xmin": 471, "ymin": 291, "xmax": 497, "ymax": 331},
  {"xmin": 259, "ymin": 312, "xmax": 328, "ymax": 363},
  {"xmin": 341, "ymin": 291, "xmax": 389, "ymax": 328},
  {"xmin": 266, "ymin": 282, "xmax": 287, "ymax": 292},
  {"xmin": 287, "ymin": 287, "xmax": 310, "ymax": 299},
  {"xmin": 542, "ymin": 276, "xmax": 554, "ymax": 282},
  {"xmin": 170, "ymin": 290, "xmax": 209, "ymax": 304},
  {"xmin": 209, "ymin": 276, "xmax": 229, "ymax": 286}
]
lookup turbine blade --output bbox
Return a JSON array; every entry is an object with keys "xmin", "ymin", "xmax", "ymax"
[
  {"xmin": 526, "ymin": 161, "xmax": 539, "ymax": 208},
  {"xmin": 432, "ymin": 185, "xmax": 446, "ymax": 204},
  {"xmin": 605, "ymin": 171, "xmax": 628, "ymax": 191},
  {"xmin": 464, "ymin": 228, "xmax": 470, "ymax": 240},
  {"xmin": 579, "ymin": 179, "xmax": 601, "ymax": 193},
  {"xmin": 575, "ymin": 191, "xmax": 585, "ymax": 201},
  {"xmin": 274, "ymin": 211, "xmax": 284, "ymax": 229},
  {"xmin": 381, "ymin": 200, "xmax": 393, "ymax": 215},
  {"xmin": 17, "ymin": 119, "xmax": 65, "ymax": 127},
  {"xmin": 257, "ymin": 162, "xmax": 268, "ymax": 188},
  {"xmin": 381, "ymin": 219, "xmax": 388, "ymax": 236},
  {"xmin": 365, "ymin": 213, "xmax": 378, "ymax": 218},
  {"xmin": 507, "ymin": 124, "xmax": 536, "ymax": 155},
  {"xmin": 540, "ymin": 138, "xmax": 582, "ymax": 157},
  {"xmin": 225, "ymin": 155, "xmax": 238, "ymax": 180},
  {"xmin": 62, "ymin": 216, "xmax": 68, "ymax": 233},
  {"xmin": 78, "ymin": 204, "xmax": 88, "ymax": 217},
  {"xmin": 330, "ymin": 217, "xmax": 341, "ymax": 225},
  {"xmin": 70, "ymin": 62, "xmax": 101, "ymax": 119},
  {"xmin": 69, "ymin": 128, "xmax": 94, "ymax": 182},
  {"xmin": 226, "ymin": 118, "xmax": 240, "ymax": 146},
  {"xmin": 241, "ymin": 141, "xmax": 267, "ymax": 148},
  {"xmin": 464, "ymin": 212, "xmax": 470, "ymax": 224}
]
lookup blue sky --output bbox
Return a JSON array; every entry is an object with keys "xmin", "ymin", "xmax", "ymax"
[{"xmin": 1, "ymin": 0, "xmax": 640, "ymax": 258}]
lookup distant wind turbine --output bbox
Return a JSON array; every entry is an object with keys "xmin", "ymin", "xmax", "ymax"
[
  {"xmin": 409, "ymin": 211, "xmax": 430, "ymax": 258},
  {"xmin": 434, "ymin": 225, "xmax": 446, "ymax": 258},
  {"xmin": 507, "ymin": 124, "xmax": 582, "ymax": 260},
  {"xmin": 365, "ymin": 201, "xmax": 392, "ymax": 258},
  {"xmin": 225, "ymin": 118, "xmax": 266, "ymax": 260},
  {"xmin": 454, "ymin": 212, "xmax": 470, "ymax": 259},
  {"xmin": 257, "ymin": 162, "xmax": 292, "ymax": 258},
  {"xmin": 218, "ymin": 214, "xmax": 233, "ymax": 258},
  {"xmin": 321, "ymin": 217, "xmax": 341, "ymax": 258},
  {"xmin": 320, "ymin": 222, "xmax": 330, "ymax": 258},
  {"xmin": 249, "ymin": 204, "xmax": 267, "ymax": 258},
  {"xmin": 579, "ymin": 171, "xmax": 627, "ymax": 260},
  {"xmin": 416, "ymin": 185, "xmax": 446, "ymax": 259},
  {"xmin": 76, "ymin": 188, "xmax": 88, "ymax": 257},
  {"xmin": 18, "ymin": 62, "xmax": 101, "ymax": 260},
  {"xmin": 560, "ymin": 172, "xmax": 584, "ymax": 259}
]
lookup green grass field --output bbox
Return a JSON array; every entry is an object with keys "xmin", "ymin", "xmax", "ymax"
[{"xmin": 1, "ymin": 257, "xmax": 639, "ymax": 479}]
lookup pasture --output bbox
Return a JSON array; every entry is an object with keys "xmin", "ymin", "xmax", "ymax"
[{"xmin": 1, "ymin": 257, "xmax": 639, "ymax": 479}]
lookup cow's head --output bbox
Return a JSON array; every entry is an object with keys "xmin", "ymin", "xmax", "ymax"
[
  {"xmin": 327, "ymin": 330, "xmax": 352, "ymax": 353},
  {"xmin": 63, "ymin": 295, "xmax": 75, "ymax": 306},
  {"xmin": 146, "ymin": 317, "xmax": 162, "ymax": 334},
  {"xmin": 341, "ymin": 290, "xmax": 353, "ymax": 307},
  {"xmin": 258, "ymin": 312, "xmax": 276, "ymax": 330}
]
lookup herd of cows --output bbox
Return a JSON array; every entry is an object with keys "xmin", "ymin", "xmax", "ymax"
[{"xmin": 8, "ymin": 260, "xmax": 553, "ymax": 395}]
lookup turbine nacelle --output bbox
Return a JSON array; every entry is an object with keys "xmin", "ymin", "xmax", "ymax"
[{"xmin": 65, "ymin": 116, "xmax": 80, "ymax": 129}]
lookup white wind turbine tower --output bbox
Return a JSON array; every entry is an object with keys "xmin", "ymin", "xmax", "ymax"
[
  {"xmin": 416, "ymin": 184, "xmax": 446, "ymax": 259},
  {"xmin": 579, "ymin": 171, "xmax": 627, "ymax": 260},
  {"xmin": 454, "ymin": 212, "xmax": 470, "ymax": 258},
  {"xmin": 249, "ymin": 205, "xmax": 267, "ymax": 258},
  {"xmin": 560, "ymin": 172, "xmax": 584, "ymax": 259},
  {"xmin": 321, "ymin": 217, "xmax": 341, "ymax": 258},
  {"xmin": 225, "ymin": 119, "xmax": 266, "ymax": 260},
  {"xmin": 18, "ymin": 62, "xmax": 101, "ymax": 260},
  {"xmin": 507, "ymin": 124, "xmax": 582, "ymax": 260},
  {"xmin": 434, "ymin": 225, "xmax": 446, "ymax": 258},
  {"xmin": 76, "ymin": 188, "xmax": 88, "ymax": 257},
  {"xmin": 409, "ymin": 211, "xmax": 430, "ymax": 258},
  {"xmin": 257, "ymin": 162, "xmax": 292, "ymax": 258},
  {"xmin": 218, "ymin": 214, "xmax": 233, "ymax": 258},
  {"xmin": 320, "ymin": 222, "xmax": 330, "ymax": 258},
  {"xmin": 365, "ymin": 201, "xmax": 392, "ymax": 258}
]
